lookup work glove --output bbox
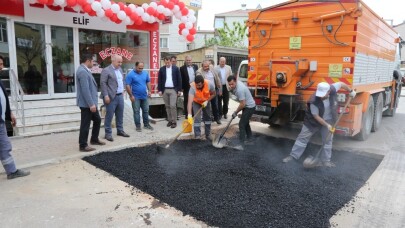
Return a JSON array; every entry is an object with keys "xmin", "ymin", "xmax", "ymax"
[
  {"xmin": 202, "ymin": 100, "xmax": 208, "ymax": 108},
  {"xmin": 232, "ymin": 112, "xmax": 237, "ymax": 119},
  {"xmin": 349, "ymin": 89, "xmax": 356, "ymax": 98},
  {"xmin": 187, "ymin": 114, "xmax": 193, "ymax": 125},
  {"xmin": 327, "ymin": 124, "xmax": 335, "ymax": 134}
]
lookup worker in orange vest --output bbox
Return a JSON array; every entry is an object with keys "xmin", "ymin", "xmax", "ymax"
[{"xmin": 187, "ymin": 75, "xmax": 216, "ymax": 140}]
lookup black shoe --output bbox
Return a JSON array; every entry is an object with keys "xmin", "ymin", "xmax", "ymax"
[
  {"xmin": 117, "ymin": 131, "xmax": 130, "ymax": 137},
  {"xmin": 144, "ymin": 125, "xmax": 154, "ymax": 130},
  {"xmin": 7, "ymin": 169, "xmax": 30, "ymax": 180},
  {"xmin": 167, "ymin": 121, "xmax": 172, "ymax": 127},
  {"xmin": 216, "ymin": 119, "xmax": 222, "ymax": 124},
  {"xmin": 136, "ymin": 126, "xmax": 142, "ymax": 132},
  {"xmin": 80, "ymin": 146, "xmax": 96, "ymax": 152},
  {"xmin": 171, "ymin": 123, "xmax": 177, "ymax": 128},
  {"xmin": 90, "ymin": 140, "xmax": 106, "ymax": 145},
  {"xmin": 223, "ymin": 114, "xmax": 228, "ymax": 119},
  {"xmin": 105, "ymin": 135, "xmax": 114, "ymax": 141}
]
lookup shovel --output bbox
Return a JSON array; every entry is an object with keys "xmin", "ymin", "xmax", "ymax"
[
  {"xmin": 212, "ymin": 115, "xmax": 236, "ymax": 148},
  {"xmin": 157, "ymin": 106, "xmax": 203, "ymax": 153},
  {"xmin": 303, "ymin": 97, "xmax": 352, "ymax": 168}
]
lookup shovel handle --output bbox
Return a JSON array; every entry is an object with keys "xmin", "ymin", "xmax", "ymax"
[
  {"xmin": 313, "ymin": 96, "xmax": 352, "ymax": 157},
  {"xmin": 165, "ymin": 106, "xmax": 203, "ymax": 148}
]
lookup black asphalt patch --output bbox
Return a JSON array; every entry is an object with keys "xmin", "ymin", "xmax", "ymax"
[{"xmin": 83, "ymin": 134, "xmax": 382, "ymax": 228}]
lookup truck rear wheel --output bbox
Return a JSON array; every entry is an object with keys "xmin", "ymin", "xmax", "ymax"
[
  {"xmin": 355, "ymin": 95, "xmax": 374, "ymax": 141},
  {"xmin": 371, "ymin": 93, "xmax": 383, "ymax": 132}
]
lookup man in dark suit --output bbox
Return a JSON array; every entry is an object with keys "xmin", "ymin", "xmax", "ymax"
[
  {"xmin": 180, "ymin": 55, "xmax": 198, "ymax": 117},
  {"xmin": 158, "ymin": 56, "xmax": 182, "ymax": 128},
  {"xmin": 100, "ymin": 54, "xmax": 129, "ymax": 141},
  {"xmin": 0, "ymin": 55, "xmax": 30, "ymax": 179},
  {"xmin": 76, "ymin": 53, "xmax": 105, "ymax": 152}
]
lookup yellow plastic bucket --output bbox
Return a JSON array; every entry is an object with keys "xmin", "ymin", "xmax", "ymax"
[{"xmin": 182, "ymin": 120, "xmax": 192, "ymax": 133}]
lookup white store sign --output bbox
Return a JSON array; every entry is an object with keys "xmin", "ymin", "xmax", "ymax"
[{"xmin": 23, "ymin": 2, "xmax": 126, "ymax": 33}]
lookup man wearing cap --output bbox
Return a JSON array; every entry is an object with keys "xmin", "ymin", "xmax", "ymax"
[{"xmin": 282, "ymin": 82, "xmax": 356, "ymax": 167}]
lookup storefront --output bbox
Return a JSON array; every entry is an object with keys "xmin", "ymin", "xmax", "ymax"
[{"xmin": 0, "ymin": 0, "xmax": 160, "ymax": 100}]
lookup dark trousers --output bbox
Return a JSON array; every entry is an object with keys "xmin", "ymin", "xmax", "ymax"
[
  {"xmin": 210, "ymin": 89, "xmax": 220, "ymax": 121},
  {"xmin": 239, "ymin": 107, "xmax": 255, "ymax": 144},
  {"xmin": 79, "ymin": 107, "xmax": 101, "ymax": 148},
  {"xmin": 218, "ymin": 84, "xmax": 229, "ymax": 117},
  {"xmin": 183, "ymin": 88, "xmax": 190, "ymax": 116}
]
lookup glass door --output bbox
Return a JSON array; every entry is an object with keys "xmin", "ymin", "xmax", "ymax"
[
  {"xmin": 14, "ymin": 21, "xmax": 48, "ymax": 96},
  {"xmin": 51, "ymin": 26, "xmax": 74, "ymax": 94}
]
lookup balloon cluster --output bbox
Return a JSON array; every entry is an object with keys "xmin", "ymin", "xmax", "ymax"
[{"xmin": 28, "ymin": 0, "xmax": 197, "ymax": 42}]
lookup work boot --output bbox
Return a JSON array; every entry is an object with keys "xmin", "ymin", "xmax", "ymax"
[
  {"xmin": 323, "ymin": 161, "xmax": 336, "ymax": 168},
  {"xmin": 206, "ymin": 134, "xmax": 212, "ymax": 141},
  {"xmin": 282, "ymin": 155, "xmax": 295, "ymax": 163},
  {"xmin": 7, "ymin": 169, "xmax": 30, "ymax": 180}
]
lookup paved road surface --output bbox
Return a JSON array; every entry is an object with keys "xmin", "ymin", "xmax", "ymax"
[{"xmin": 1, "ymin": 93, "xmax": 405, "ymax": 227}]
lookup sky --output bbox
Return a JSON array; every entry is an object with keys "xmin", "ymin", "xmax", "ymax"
[{"xmin": 196, "ymin": 0, "xmax": 405, "ymax": 30}]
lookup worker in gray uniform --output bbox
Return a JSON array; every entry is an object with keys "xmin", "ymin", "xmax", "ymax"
[
  {"xmin": 283, "ymin": 82, "xmax": 356, "ymax": 167},
  {"xmin": 227, "ymin": 75, "xmax": 256, "ymax": 150}
]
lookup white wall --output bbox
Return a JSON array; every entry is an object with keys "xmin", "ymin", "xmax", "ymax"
[{"xmin": 160, "ymin": 18, "xmax": 189, "ymax": 53}]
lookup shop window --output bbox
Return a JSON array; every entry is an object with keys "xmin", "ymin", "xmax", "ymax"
[
  {"xmin": 0, "ymin": 21, "xmax": 7, "ymax": 43},
  {"xmin": 160, "ymin": 38, "xmax": 168, "ymax": 48},
  {"xmin": 79, "ymin": 29, "xmax": 149, "ymax": 91}
]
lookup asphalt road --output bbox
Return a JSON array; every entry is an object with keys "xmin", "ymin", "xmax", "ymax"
[{"xmin": 0, "ymin": 93, "xmax": 405, "ymax": 227}]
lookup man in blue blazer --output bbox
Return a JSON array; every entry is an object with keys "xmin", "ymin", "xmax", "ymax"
[
  {"xmin": 180, "ymin": 55, "xmax": 198, "ymax": 118},
  {"xmin": 158, "ymin": 56, "xmax": 182, "ymax": 128},
  {"xmin": 76, "ymin": 53, "xmax": 105, "ymax": 152},
  {"xmin": 100, "ymin": 54, "xmax": 129, "ymax": 141},
  {"xmin": 0, "ymin": 55, "xmax": 30, "ymax": 179}
]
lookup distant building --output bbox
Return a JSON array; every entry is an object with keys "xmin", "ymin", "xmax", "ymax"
[
  {"xmin": 193, "ymin": 29, "xmax": 215, "ymax": 49},
  {"xmin": 213, "ymin": 4, "xmax": 256, "ymax": 47},
  {"xmin": 393, "ymin": 21, "xmax": 405, "ymax": 65}
]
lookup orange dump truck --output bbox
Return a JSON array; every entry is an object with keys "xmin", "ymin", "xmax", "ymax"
[{"xmin": 245, "ymin": 0, "xmax": 403, "ymax": 140}]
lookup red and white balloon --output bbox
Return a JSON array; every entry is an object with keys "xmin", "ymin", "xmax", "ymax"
[{"xmin": 30, "ymin": 0, "xmax": 197, "ymax": 42}]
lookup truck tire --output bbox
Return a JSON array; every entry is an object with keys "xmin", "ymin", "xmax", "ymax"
[
  {"xmin": 355, "ymin": 95, "xmax": 374, "ymax": 141},
  {"xmin": 371, "ymin": 93, "xmax": 383, "ymax": 132}
]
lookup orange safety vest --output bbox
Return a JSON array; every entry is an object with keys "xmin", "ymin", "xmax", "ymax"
[{"xmin": 191, "ymin": 80, "xmax": 210, "ymax": 104}]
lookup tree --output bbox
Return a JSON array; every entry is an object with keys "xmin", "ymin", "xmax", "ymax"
[{"xmin": 205, "ymin": 21, "xmax": 248, "ymax": 48}]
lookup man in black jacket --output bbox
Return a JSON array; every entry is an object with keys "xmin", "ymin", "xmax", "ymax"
[
  {"xmin": 0, "ymin": 56, "xmax": 30, "ymax": 179},
  {"xmin": 158, "ymin": 56, "xmax": 182, "ymax": 128},
  {"xmin": 180, "ymin": 55, "xmax": 198, "ymax": 117}
]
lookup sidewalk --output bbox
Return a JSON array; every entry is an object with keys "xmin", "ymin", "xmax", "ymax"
[{"xmin": 3, "ymin": 101, "xmax": 239, "ymax": 174}]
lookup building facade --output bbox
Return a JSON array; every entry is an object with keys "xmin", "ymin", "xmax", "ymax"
[{"xmin": 0, "ymin": 0, "xmax": 160, "ymax": 101}]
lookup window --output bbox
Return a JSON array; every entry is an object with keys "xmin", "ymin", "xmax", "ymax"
[
  {"xmin": 160, "ymin": 38, "xmax": 168, "ymax": 48},
  {"xmin": 214, "ymin": 17, "xmax": 225, "ymax": 29},
  {"xmin": 0, "ymin": 21, "xmax": 7, "ymax": 42}
]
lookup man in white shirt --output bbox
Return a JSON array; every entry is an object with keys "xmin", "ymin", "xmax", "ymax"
[{"xmin": 158, "ymin": 56, "xmax": 182, "ymax": 128}]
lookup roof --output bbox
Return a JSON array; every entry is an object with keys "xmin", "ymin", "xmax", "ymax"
[
  {"xmin": 215, "ymin": 9, "xmax": 255, "ymax": 17},
  {"xmin": 393, "ymin": 21, "xmax": 405, "ymax": 28}
]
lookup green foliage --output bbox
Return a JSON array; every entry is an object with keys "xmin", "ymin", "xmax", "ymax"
[{"xmin": 205, "ymin": 21, "xmax": 247, "ymax": 48}]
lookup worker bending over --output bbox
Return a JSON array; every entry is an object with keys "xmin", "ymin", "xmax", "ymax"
[
  {"xmin": 187, "ymin": 75, "xmax": 216, "ymax": 140},
  {"xmin": 228, "ymin": 76, "xmax": 256, "ymax": 150},
  {"xmin": 283, "ymin": 82, "xmax": 356, "ymax": 167}
]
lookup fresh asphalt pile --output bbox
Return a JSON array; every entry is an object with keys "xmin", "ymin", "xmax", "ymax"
[{"xmin": 83, "ymin": 134, "xmax": 382, "ymax": 228}]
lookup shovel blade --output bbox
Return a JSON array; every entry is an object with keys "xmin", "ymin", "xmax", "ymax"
[
  {"xmin": 303, "ymin": 156, "xmax": 321, "ymax": 169},
  {"xmin": 212, "ymin": 134, "xmax": 227, "ymax": 148}
]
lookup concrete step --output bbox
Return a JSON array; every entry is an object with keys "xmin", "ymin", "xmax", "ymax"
[
  {"xmin": 22, "ymin": 110, "xmax": 81, "ymax": 123},
  {"xmin": 11, "ymin": 98, "xmax": 104, "ymax": 136}
]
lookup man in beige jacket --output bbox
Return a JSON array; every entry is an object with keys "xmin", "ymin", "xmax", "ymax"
[
  {"xmin": 214, "ymin": 57, "xmax": 233, "ymax": 119},
  {"xmin": 196, "ymin": 60, "xmax": 222, "ymax": 124}
]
